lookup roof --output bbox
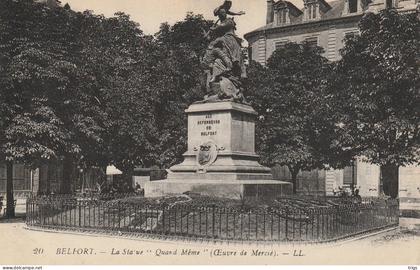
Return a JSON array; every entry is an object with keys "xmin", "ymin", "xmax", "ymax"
[
  {"xmin": 321, "ymin": 0, "xmax": 345, "ymax": 19},
  {"xmin": 245, "ymin": 0, "xmax": 357, "ymax": 40},
  {"xmin": 274, "ymin": 1, "xmax": 304, "ymax": 15},
  {"xmin": 317, "ymin": 0, "xmax": 333, "ymax": 11}
]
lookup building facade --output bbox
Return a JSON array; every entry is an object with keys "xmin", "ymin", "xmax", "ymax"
[
  {"xmin": 0, "ymin": 162, "xmax": 65, "ymax": 196},
  {"xmin": 244, "ymin": 0, "xmax": 419, "ymax": 197},
  {"xmin": 0, "ymin": 162, "xmax": 106, "ymax": 196},
  {"xmin": 245, "ymin": 0, "xmax": 418, "ymax": 65},
  {"xmin": 0, "ymin": 163, "xmax": 34, "ymax": 195}
]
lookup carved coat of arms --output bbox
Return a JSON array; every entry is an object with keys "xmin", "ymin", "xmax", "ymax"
[{"xmin": 196, "ymin": 141, "xmax": 218, "ymax": 171}]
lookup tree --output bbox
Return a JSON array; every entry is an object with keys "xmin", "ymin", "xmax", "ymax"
[
  {"xmin": 67, "ymin": 12, "xmax": 214, "ymax": 187},
  {"xmin": 149, "ymin": 13, "xmax": 213, "ymax": 168},
  {"xmin": 71, "ymin": 10, "xmax": 155, "ymax": 179},
  {"xmin": 0, "ymin": 2, "xmax": 222, "ymax": 199},
  {"xmin": 332, "ymin": 10, "xmax": 420, "ymax": 198},
  {"xmin": 245, "ymin": 43, "xmax": 343, "ymax": 194},
  {"xmin": 0, "ymin": 0, "xmax": 74, "ymax": 211},
  {"xmin": 0, "ymin": 0, "xmax": 112, "ymax": 197},
  {"xmin": 69, "ymin": 12, "xmax": 211, "ymax": 180}
]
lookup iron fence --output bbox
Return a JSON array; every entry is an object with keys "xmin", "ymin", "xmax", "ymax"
[{"xmin": 26, "ymin": 196, "xmax": 399, "ymax": 242}]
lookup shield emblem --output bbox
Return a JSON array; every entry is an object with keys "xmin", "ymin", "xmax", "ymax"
[
  {"xmin": 196, "ymin": 141, "xmax": 218, "ymax": 170},
  {"xmin": 198, "ymin": 145, "xmax": 211, "ymax": 165}
]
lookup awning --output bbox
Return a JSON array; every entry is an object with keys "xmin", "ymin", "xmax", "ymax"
[{"xmin": 106, "ymin": 165, "xmax": 122, "ymax": 175}]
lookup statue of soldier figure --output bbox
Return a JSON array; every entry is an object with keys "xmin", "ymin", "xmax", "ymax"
[{"xmin": 201, "ymin": 0, "xmax": 247, "ymax": 103}]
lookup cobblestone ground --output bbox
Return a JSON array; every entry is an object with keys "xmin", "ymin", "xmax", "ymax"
[{"xmin": 0, "ymin": 221, "xmax": 419, "ymax": 265}]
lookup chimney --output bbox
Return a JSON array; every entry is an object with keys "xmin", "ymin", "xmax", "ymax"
[{"xmin": 267, "ymin": 0, "xmax": 275, "ymax": 24}]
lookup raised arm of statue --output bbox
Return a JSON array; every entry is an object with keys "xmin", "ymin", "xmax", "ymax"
[
  {"xmin": 214, "ymin": 1, "xmax": 245, "ymax": 17},
  {"xmin": 226, "ymin": 10, "xmax": 245, "ymax": 16}
]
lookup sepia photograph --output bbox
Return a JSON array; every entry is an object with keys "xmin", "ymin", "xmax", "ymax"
[{"xmin": 0, "ymin": 0, "xmax": 419, "ymax": 268}]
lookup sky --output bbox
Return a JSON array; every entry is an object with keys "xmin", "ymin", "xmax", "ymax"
[{"xmin": 63, "ymin": 0, "xmax": 303, "ymax": 39}]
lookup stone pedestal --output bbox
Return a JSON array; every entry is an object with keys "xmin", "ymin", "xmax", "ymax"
[{"xmin": 144, "ymin": 101, "xmax": 291, "ymax": 199}]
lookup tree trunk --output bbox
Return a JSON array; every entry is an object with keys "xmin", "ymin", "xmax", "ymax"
[
  {"xmin": 6, "ymin": 161, "xmax": 15, "ymax": 218},
  {"xmin": 95, "ymin": 165, "xmax": 108, "ymax": 193},
  {"xmin": 381, "ymin": 164, "xmax": 399, "ymax": 198},
  {"xmin": 122, "ymin": 170, "xmax": 134, "ymax": 193},
  {"xmin": 60, "ymin": 155, "xmax": 73, "ymax": 194},
  {"xmin": 46, "ymin": 162, "xmax": 52, "ymax": 195},
  {"xmin": 38, "ymin": 162, "xmax": 52, "ymax": 195},
  {"xmin": 37, "ymin": 164, "xmax": 47, "ymax": 195},
  {"xmin": 289, "ymin": 166, "xmax": 300, "ymax": 195},
  {"xmin": 113, "ymin": 164, "xmax": 132, "ymax": 193}
]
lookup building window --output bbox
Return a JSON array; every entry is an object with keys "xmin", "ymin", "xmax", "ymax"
[
  {"xmin": 308, "ymin": 4, "xmax": 318, "ymax": 20},
  {"xmin": 304, "ymin": 36, "xmax": 318, "ymax": 48},
  {"xmin": 275, "ymin": 40, "xmax": 289, "ymax": 50},
  {"xmin": 343, "ymin": 164, "xmax": 357, "ymax": 186},
  {"xmin": 386, "ymin": 0, "xmax": 394, "ymax": 8},
  {"xmin": 348, "ymin": 0, "xmax": 358, "ymax": 13},
  {"xmin": 276, "ymin": 9, "xmax": 289, "ymax": 25},
  {"xmin": 282, "ymin": 9, "xmax": 287, "ymax": 24},
  {"xmin": 307, "ymin": 5, "xmax": 317, "ymax": 20}
]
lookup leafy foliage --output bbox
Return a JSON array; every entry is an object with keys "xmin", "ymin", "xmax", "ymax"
[
  {"xmin": 0, "ymin": 1, "xmax": 214, "ymax": 177},
  {"xmin": 0, "ymin": 0, "xmax": 90, "ymax": 166},
  {"xmin": 331, "ymin": 9, "xmax": 420, "ymax": 197},
  {"xmin": 333, "ymin": 9, "xmax": 420, "ymax": 166},
  {"xmin": 245, "ymin": 43, "xmax": 343, "ymax": 193},
  {"xmin": 147, "ymin": 13, "xmax": 213, "ymax": 168}
]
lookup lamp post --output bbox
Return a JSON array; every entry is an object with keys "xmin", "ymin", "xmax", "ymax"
[{"xmin": 351, "ymin": 159, "xmax": 356, "ymax": 195}]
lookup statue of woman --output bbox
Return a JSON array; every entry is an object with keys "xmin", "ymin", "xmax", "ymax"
[{"xmin": 201, "ymin": 1, "xmax": 246, "ymax": 102}]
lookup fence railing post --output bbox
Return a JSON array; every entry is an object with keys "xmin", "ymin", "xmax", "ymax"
[
  {"xmin": 162, "ymin": 207, "xmax": 166, "ymax": 234},
  {"xmin": 212, "ymin": 205, "xmax": 215, "ymax": 238},
  {"xmin": 117, "ymin": 202, "xmax": 121, "ymax": 230},
  {"xmin": 78, "ymin": 201, "xmax": 81, "ymax": 228},
  {"xmin": 285, "ymin": 208, "xmax": 289, "ymax": 241}
]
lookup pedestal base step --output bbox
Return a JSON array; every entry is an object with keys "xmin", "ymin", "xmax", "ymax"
[
  {"xmin": 167, "ymin": 172, "xmax": 273, "ymax": 181},
  {"xmin": 144, "ymin": 179, "xmax": 292, "ymax": 200}
]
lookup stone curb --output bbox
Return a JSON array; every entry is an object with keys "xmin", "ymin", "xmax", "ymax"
[{"xmin": 24, "ymin": 224, "xmax": 398, "ymax": 247}]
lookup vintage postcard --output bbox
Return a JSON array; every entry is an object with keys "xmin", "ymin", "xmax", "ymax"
[{"xmin": 0, "ymin": 0, "xmax": 419, "ymax": 267}]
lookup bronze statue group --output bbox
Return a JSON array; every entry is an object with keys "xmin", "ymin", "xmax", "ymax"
[{"xmin": 202, "ymin": 0, "xmax": 247, "ymax": 103}]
